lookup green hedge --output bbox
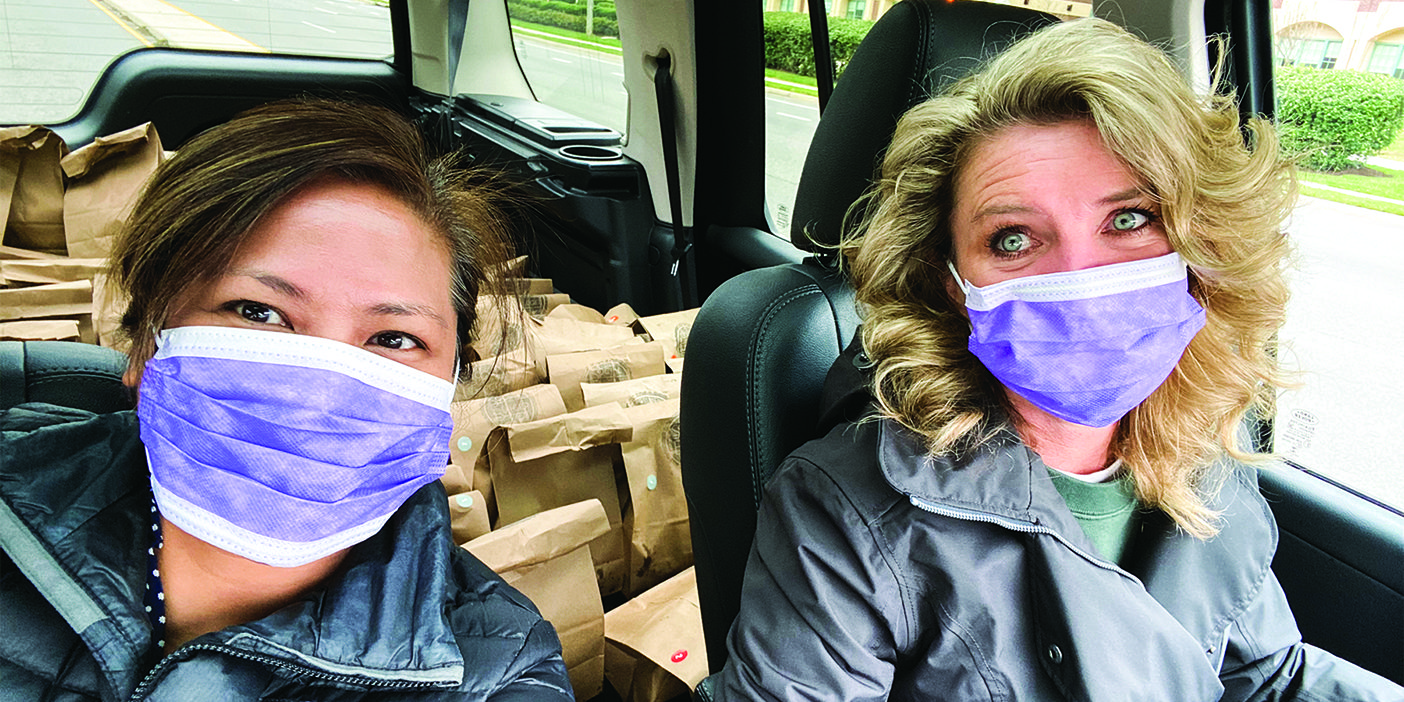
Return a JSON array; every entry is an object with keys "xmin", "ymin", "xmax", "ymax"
[
  {"xmin": 763, "ymin": 12, "xmax": 873, "ymax": 80},
  {"xmin": 507, "ymin": 0, "xmax": 618, "ymax": 37},
  {"xmin": 1276, "ymin": 65, "xmax": 1404, "ymax": 172}
]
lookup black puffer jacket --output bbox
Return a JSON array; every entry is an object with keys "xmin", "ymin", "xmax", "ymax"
[
  {"xmin": 0, "ymin": 404, "xmax": 572, "ymax": 701},
  {"xmin": 712, "ymin": 358, "xmax": 1401, "ymax": 701}
]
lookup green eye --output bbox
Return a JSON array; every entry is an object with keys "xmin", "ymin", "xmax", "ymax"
[
  {"xmin": 1112, "ymin": 211, "xmax": 1150, "ymax": 231},
  {"xmin": 994, "ymin": 231, "xmax": 1029, "ymax": 253}
]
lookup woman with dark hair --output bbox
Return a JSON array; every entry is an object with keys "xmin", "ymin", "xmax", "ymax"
[
  {"xmin": 713, "ymin": 18, "xmax": 1401, "ymax": 701},
  {"xmin": 0, "ymin": 98, "xmax": 571, "ymax": 700}
]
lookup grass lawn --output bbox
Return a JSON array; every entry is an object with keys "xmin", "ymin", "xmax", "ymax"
[
  {"xmin": 765, "ymin": 69, "xmax": 818, "ymax": 96},
  {"xmin": 1300, "ymin": 185, "xmax": 1404, "ymax": 216},
  {"xmin": 1299, "ymin": 165, "xmax": 1404, "ymax": 202},
  {"xmin": 510, "ymin": 21, "xmax": 622, "ymax": 52}
]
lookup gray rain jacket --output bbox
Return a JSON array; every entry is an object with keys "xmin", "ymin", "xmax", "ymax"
[
  {"xmin": 713, "ymin": 367, "xmax": 1400, "ymax": 701},
  {"xmin": 0, "ymin": 404, "xmax": 572, "ymax": 701}
]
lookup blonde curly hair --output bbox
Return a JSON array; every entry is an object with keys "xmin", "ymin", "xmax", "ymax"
[{"xmin": 841, "ymin": 18, "xmax": 1297, "ymax": 537}]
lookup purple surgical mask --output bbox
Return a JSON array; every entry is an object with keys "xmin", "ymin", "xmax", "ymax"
[
  {"xmin": 138, "ymin": 326, "xmax": 455, "ymax": 567},
  {"xmin": 949, "ymin": 252, "xmax": 1206, "ymax": 428}
]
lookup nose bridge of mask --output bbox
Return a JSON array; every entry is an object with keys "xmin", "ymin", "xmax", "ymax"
[
  {"xmin": 153, "ymin": 326, "xmax": 456, "ymax": 410},
  {"xmin": 956, "ymin": 252, "xmax": 1187, "ymax": 312}
]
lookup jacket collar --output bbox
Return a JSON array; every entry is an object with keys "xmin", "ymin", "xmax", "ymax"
[
  {"xmin": 873, "ymin": 413, "xmax": 1278, "ymax": 660},
  {"xmin": 875, "ymin": 418, "xmax": 1093, "ymax": 541}
]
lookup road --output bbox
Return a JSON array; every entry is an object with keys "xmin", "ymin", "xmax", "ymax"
[{"xmin": 1, "ymin": 0, "xmax": 1399, "ymax": 508}]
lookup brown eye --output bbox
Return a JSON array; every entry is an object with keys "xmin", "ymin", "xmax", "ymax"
[
  {"xmin": 371, "ymin": 331, "xmax": 423, "ymax": 350},
  {"xmin": 233, "ymin": 301, "xmax": 286, "ymax": 326}
]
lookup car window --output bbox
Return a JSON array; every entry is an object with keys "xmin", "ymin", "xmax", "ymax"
[
  {"xmin": 1271, "ymin": 1, "xmax": 1404, "ymax": 511},
  {"xmin": 504, "ymin": 2, "xmax": 628, "ymax": 134},
  {"xmin": 757, "ymin": 1, "xmax": 1090, "ymax": 240},
  {"xmin": 0, "ymin": 0, "xmax": 393, "ymax": 126}
]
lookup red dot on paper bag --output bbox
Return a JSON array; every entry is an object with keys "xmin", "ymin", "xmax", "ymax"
[
  {"xmin": 670, "ymin": 649, "xmax": 688, "ymax": 663},
  {"xmin": 608, "ymin": 315, "xmax": 619, "ymax": 322}
]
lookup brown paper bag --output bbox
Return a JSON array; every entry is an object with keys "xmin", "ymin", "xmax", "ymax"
[
  {"xmin": 470, "ymin": 294, "xmax": 536, "ymax": 359},
  {"xmin": 511, "ymin": 278, "xmax": 555, "ymax": 296},
  {"xmin": 1, "ymin": 126, "xmax": 68, "ymax": 254},
  {"xmin": 465, "ymin": 499, "xmax": 612, "ymax": 701},
  {"xmin": 523, "ymin": 293, "xmax": 570, "ymax": 321},
  {"xmin": 0, "ymin": 279, "xmax": 92, "ymax": 320},
  {"xmin": 0, "ymin": 319, "xmax": 81, "ymax": 341},
  {"xmin": 535, "ymin": 316, "xmax": 638, "ymax": 358},
  {"xmin": 447, "ymin": 490, "xmax": 491, "ymax": 544},
  {"xmin": 455, "ymin": 347, "xmax": 543, "ymax": 401},
  {"xmin": 604, "ymin": 302, "xmax": 640, "ymax": 327},
  {"xmin": 604, "ymin": 567, "xmax": 709, "ymax": 702},
  {"xmin": 61, "ymin": 122, "xmax": 164, "ymax": 259},
  {"xmin": 582, "ymin": 373, "xmax": 683, "ymax": 409},
  {"xmin": 440, "ymin": 461, "xmax": 475, "ymax": 498},
  {"xmin": 447, "ymin": 383, "xmax": 568, "ymax": 522},
  {"xmin": 485, "ymin": 403, "xmax": 633, "ymax": 595},
  {"xmin": 636, "ymin": 309, "xmax": 699, "ymax": 365},
  {"xmin": 0, "ymin": 245, "xmax": 62, "ymax": 260},
  {"xmin": 546, "ymin": 341, "xmax": 668, "ymax": 412},
  {"xmin": 619, "ymin": 398, "xmax": 690, "ymax": 595},
  {"xmin": 90, "ymin": 272, "xmax": 126, "ymax": 349},
  {"xmin": 547, "ymin": 303, "xmax": 606, "ymax": 325},
  {"xmin": 1, "ymin": 257, "xmax": 106, "ymax": 285}
]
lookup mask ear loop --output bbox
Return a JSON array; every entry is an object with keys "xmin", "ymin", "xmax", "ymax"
[{"xmin": 946, "ymin": 260, "xmax": 972, "ymax": 295}]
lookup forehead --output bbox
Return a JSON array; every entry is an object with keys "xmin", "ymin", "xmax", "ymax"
[
  {"xmin": 960, "ymin": 120, "xmax": 1131, "ymax": 187},
  {"xmin": 221, "ymin": 177, "xmax": 454, "ymax": 308}
]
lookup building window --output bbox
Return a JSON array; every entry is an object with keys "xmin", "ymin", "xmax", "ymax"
[
  {"xmin": 1281, "ymin": 38, "xmax": 1343, "ymax": 69},
  {"xmin": 1368, "ymin": 42, "xmax": 1404, "ymax": 79},
  {"xmin": 846, "ymin": 0, "xmax": 866, "ymax": 19}
]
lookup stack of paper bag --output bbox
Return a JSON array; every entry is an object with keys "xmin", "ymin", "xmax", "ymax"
[
  {"xmin": 547, "ymin": 341, "xmax": 668, "ymax": 411},
  {"xmin": 445, "ymin": 383, "xmax": 568, "ymax": 523},
  {"xmin": 482, "ymin": 402, "xmax": 634, "ymax": 595},
  {"xmin": 465, "ymin": 499, "xmax": 612, "ymax": 701},
  {"xmin": 1, "ymin": 123, "xmax": 161, "ymax": 346}
]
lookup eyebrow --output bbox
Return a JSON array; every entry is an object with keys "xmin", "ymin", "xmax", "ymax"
[
  {"xmin": 1098, "ymin": 187, "xmax": 1150, "ymax": 205},
  {"xmin": 240, "ymin": 271, "xmax": 308, "ymax": 299},
  {"xmin": 970, "ymin": 187, "xmax": 1152, "ymax": 221},
  {"xmin": 371, "ymin": 302, "xmax": 451, "ymax": 329},
  {"xmin": 233, "ymin": 269, "xmax": 450, "ymax": 329}
]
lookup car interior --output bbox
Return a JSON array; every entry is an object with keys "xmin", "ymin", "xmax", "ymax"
[{"xmin": 2, "ymin": 0, "xmax": 1401, "ymax": 696}]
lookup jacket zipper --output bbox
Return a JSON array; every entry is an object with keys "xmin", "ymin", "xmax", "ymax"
[
  {"xmin": 907, "ymin": 495, "xmax": 1139, "ymax": 581},
  {"xmin": 127, "ymin": 643, "xmax": 450, "ymax": 700}
]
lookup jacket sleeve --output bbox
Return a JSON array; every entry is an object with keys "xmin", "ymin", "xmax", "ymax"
[
  {"xmin": 485, "ymin": 617, "xmax": 574, "ymax": 701},
  {"xmin": 712, "ymin": 456, "xmax": 907, "ymax": 702},
  {"xmin": 1218, "ymin": 569, "xmax": 1402, "ymax": 702}
]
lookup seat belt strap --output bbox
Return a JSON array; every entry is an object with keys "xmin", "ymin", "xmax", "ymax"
[
  {"xmin": 653, "ymin": 53, "xmax": 697, "ymax": 307},
  {"xmin": 807, "ymin": 0, "xmax": 834, "ymax": 113}
]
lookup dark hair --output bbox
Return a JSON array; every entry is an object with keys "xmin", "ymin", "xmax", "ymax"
[{"xmin": 111, "ymin": 97, "xmax": 515, "ymax": 382}]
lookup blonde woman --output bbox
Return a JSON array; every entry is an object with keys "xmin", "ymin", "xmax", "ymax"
[{"xmin": 713, "ymin": 18, "xmax": 1401, "ymax": 701}]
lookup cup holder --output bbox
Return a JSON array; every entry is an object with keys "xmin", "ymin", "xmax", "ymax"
[{"xmin": 558, "ymin": 144, "xmax": 623, "ymax": 162}]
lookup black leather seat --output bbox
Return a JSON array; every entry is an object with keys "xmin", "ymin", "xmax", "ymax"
[
  {"xmin": 0, "ymin": 340, "xmax": 134, "ymax": 413},
  {"xmin": 678, "ymin": 0, "xmax": 1055, "ymax": 674}
]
